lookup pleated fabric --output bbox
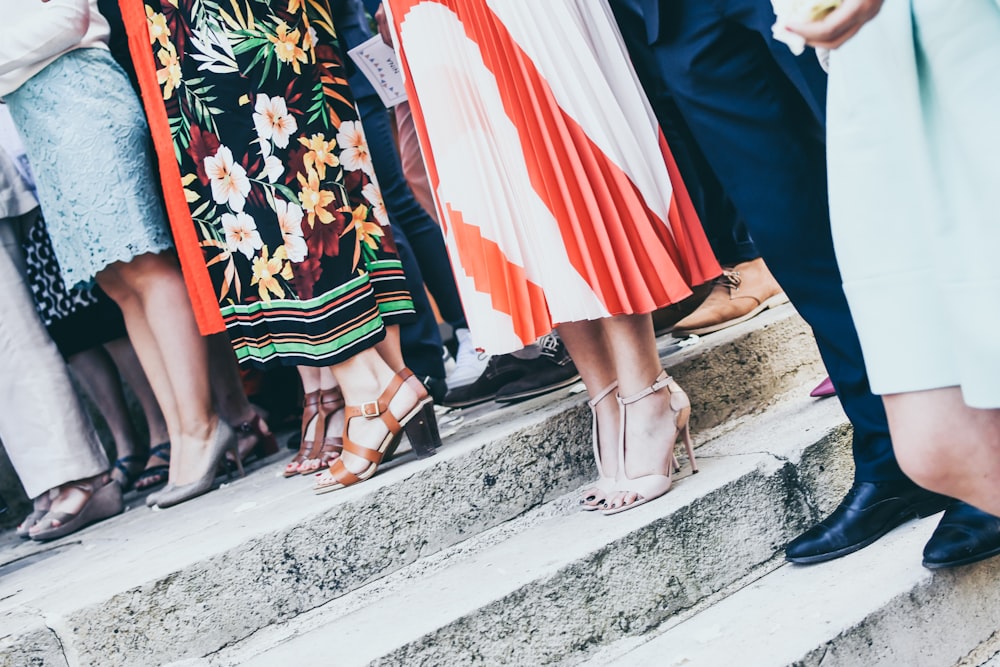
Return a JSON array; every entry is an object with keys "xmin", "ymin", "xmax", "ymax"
[{"xmin": 386, "ymin": 0, "xmax": 721, "ymax": 353}]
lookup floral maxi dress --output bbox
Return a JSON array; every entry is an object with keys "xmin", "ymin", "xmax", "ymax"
[{"xmin": 121, "ymin": 0, "xmax": 414, "ymax": 368}]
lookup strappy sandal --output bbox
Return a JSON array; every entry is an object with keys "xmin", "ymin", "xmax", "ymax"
[
  {"xmin": 297, "ymin": 387, "xmax": 346, "ymax": 475},
  {"xmin": 16, "ymin": 508, "xmax": 49, "ymax": 539},
  {"xmin": 314, "ymin": 369, "xmax": 441, "ymax": 494},
  {"xmin": 580, "ymin": 380, "xmax": 618, "ymax": 511},
  {"xmin": 602, "ymin": 370, "xmax": 698, "ymax": 516},
  {"xmin": 134, "ymin": 443, "xmax": 171, "ymax": 491},
  {"xmin": 110, "ymin": 454, "xmax": 146, "ymax": 491},
  {"xmin": 29, "ymin": 479, "xmax": 124, "ymax": 541},
  {"xmin": 285, "ymin": 391, "xmax": 322, "ymax": 477},
  {"xmin": 227, "ymin": 413, "xmax": 279, "ymax": 469}
]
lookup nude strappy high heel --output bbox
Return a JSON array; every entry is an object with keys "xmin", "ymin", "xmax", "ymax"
[
  {"xmin": 285, "ymin": 390, "xmax": 322, "ymax": 477},
  {"xmin": 602, "ymin": 370, "xmax": 697, "ymax": 516},
  {"xmin": 580, "ymin": 380, "xmax": 618, "ymax": 511},
  {"xmin": 314, "ymin": 369, "xmax": 441, "ymax": 494}
]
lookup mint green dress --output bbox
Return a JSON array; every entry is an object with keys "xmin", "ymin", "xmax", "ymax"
[{"xmin": 827, "ymin": 0, "xmax": 1000, "ymax": 409}]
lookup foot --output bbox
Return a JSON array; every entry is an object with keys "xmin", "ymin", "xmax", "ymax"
[
  {"xmin": 446, "ymin": 328, "xmax": 489, "ymax": 391},
  {"xmin": 16, "ymin": 495, "xmax": 52, "ymax": 538},
  {"xmin": 603, "ymin": 373, "xmax": 693, "ymax": 514},
  {"xmin": 580, "ymin": 381, "xmax": 620, "ymax": 511},
  {"xmin": 314, "ymin": 374, "xmax": 423, "ymax": 489},
  {"xmin": 231, "ymin": 410, "xmax": 277, "ymax": 463},
  {"xmin": 110, "ymin": 452, "xmax": 147, "ymax": 491},
  {"xmin": 28, "ymin": 475, "xmax": 123, "ymax": 541},
  {"xmin": 785, "ymin": 480, "xmax": 950, "ymax": 564},
  {"xmin": 671, "ymin": 258, "xmax": 787, "ymax": 336},
  {"xmin": 809, "ymin": 376, "xmax": 836, "ymax": 398},
  {"xmin": 134, "ymin": 442, "xmax": 170, "ymax": 491},
  {"xmin": 494, "ymin": 333, "xmax": 579, "ymax": 404},
  {"xmin": 923, "ymin": 501, "xmax": 1000, "ymax": 569},
  {"xmin": 297, "ymin": 389, "xmax": 345, "ymax": 475}
]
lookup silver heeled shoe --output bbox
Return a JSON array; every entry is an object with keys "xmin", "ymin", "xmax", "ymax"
[{"xmin": 152, "ymin": 421, "xmax": 240, "ymax": 509}]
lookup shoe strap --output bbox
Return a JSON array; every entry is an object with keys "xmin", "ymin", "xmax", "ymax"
[
  {"xmin": 617, "ymin": 371, "xmax": 673, "ymax": 406},
  {"xmin": 587, "ymin": 381, "xmax": 619, "ymax": 409},
  {"xmin": 343, "ymin": 372, "xmax": 408, "ymax": 433}
]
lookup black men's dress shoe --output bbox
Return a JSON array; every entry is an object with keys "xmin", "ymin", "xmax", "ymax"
[
  {"xmin": 923, "ymin": 501, "xmax": 1000, "ymax": 569},
  {"xmin": 785, "ymin": 480, "xmax": 950, "ymax": 564}
]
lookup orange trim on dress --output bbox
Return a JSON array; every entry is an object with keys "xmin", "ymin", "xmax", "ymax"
[{"xmin": 117, "ymin": 0, "xmax": 226, "ymax": 335}]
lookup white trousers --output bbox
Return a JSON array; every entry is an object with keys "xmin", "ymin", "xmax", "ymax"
[{"xmin": 0, "ymin": 209, "xmax": 107, "ymax": 498}]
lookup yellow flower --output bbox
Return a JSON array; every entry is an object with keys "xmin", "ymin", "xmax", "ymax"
[
  {"xmin": 268, "ymin": 22, "xmax": 308, "ymax": 74},
  {"xmin": 251, "ymin": 246, "xmax": 294, "ymax": 302},
  {"xmin": 146, "ymin": 7, "xmax": 171, "ymax": 48},
  {"xmin": 341, "ymin": 204, "xmax": 383, "ymax": 269},
  {"xmin": 297, "ymin": 170, "xmax": 336, "ymax": 226},
  {"xmin": 298, "ymin": 133, "xmax": 340, "ymax": 180},
  {"xmin": 288, "ymin": 0, "xmax": 303, "ymax": 13},
  {"xmin": 156, "ymin": 45, "xmax": 182, "ymax": 100}
]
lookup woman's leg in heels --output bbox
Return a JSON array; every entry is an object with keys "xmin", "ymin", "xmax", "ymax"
[
  {"xmin": 205, "ymin": 332, "xmax": 276, "ymax": 460},
  {"xmin": 554, "ymin": 320, "xmax": 620, "ymax": 508},
  {"xmin": 97, "ymin": 252, "xmax": 220, "ymax": 488},
  {"xmin": 563, "ymin": 314, "xmax": 685, "ymax": 512},
  {"xmin": 66, "ymin": 345, "xmax": 145, "ymax": 487}
]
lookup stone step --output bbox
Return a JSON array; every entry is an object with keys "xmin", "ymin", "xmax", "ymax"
[
  {"xmin": 0, "ymin": 306, "xmax": 824, "ymax": 667},
  {"xmin": 589, "ymin": 515, "xmax": 1000, "ymax": 667},
  {"xmin": 202, "ymin": 387, "xmax": 853, "ymax": 667}
]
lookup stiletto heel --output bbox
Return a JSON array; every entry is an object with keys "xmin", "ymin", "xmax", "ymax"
[
  {"xmin": 314, "ymin": 370, "xmax": 442, "ymax": 494},
  {"xmin": 580, "ymin": 380, "xmax": 618, "ymax": 511},
  {"xmin": 602, "ymin": 370, "xmax": 695, "ymax": 516},
  {"xmin": 152, "ymin": 421, "xmax": 239, "ymax": 509}
]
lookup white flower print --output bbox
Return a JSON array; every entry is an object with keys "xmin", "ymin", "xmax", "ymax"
[
  {"xmin": 205, "ymin": 145, "xmax": 251, "ymax": 212},
  {"xmin": 336, "ymin": 120, "xmax": 374, "ymax": 177},
  {"xmin": 275, "ymin": 199, "xmax": 307, "ymax": 262},
  {"xmin": 362, "ymin": 181, "xmax": 389, "ymax": 226},
  {"xmin": 263, "ymin": 155, "xmax": 284, "ymax": 183},
  {"xmin": 222, "ymin": 211, "xmax": 264, "ymax": 260},
  {"xmin": 253, "ymin": 94, "xmax": 298, "ymax": 149}
]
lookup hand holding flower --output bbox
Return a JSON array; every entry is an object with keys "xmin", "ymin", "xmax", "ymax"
[{"xmin": 778, "ymin": 0, "xmax": 885, "ymax": 52}]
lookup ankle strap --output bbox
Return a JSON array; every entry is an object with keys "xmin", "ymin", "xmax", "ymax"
[
  {"xmin": 588, "ymin": 381, "xmax": 619, "ymax": 408},
  {"xmin": 617, "ymin": 371, "xmax": 672, "ymax": 406}
]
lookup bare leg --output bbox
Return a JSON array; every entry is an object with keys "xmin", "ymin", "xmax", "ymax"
[
  {"xmin": 885, "ymin": 389, "xmax": 1000, "ymax": 516},
  {"xmin": 321, "ymin": 347, "xmax": 420, "ymax": 478},
  {"xmin": 374, "ymin": 324, "xmax": 407, "ymax": 372},
  {"xmin": 97, "ymin": 252, "xmax": 219, "ymax": 488},
  {"xmin": 207, "ymin": 332, "xmax": 255, "ymax": 425},
  {"xmin": 67, "ymin": 346, "xmax": 142, "ymax": 484},
  {"xmin": 103, "ymin": 337, "xmax": 170, "ymax": 446}
]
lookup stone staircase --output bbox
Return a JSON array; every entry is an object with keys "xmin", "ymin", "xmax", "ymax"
[{"xmin": 1, "ymin": 305, "xmax": 997, "ymax": 667}]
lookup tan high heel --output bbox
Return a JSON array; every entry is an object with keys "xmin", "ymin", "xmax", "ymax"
[
  {"xmin": 314, "ymin": 369, "xmax": 441, "ymax": 494},
  {"xmin": 580, "ymin": 380, "xmax": 618, "ymax": 511},
  {"xmin": 602, "ymin": 370, "xmax": 697, "ymax": 516}
]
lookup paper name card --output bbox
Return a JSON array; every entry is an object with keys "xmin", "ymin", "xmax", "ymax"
[{"xmin": 348, "ymin": 35, "xmax": 408, "ymax": 108}]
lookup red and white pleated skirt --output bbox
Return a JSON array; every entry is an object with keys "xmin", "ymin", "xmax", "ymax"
[{"xmin": 386, "ymin": 0, "xmax": 721, "ymax": 353}]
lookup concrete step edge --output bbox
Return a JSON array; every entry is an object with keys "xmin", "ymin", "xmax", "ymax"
[
  {"xmin": 0, "ymin": 306, "xmax": 824, "ymax": 667},
  {"xmin": 212, "ymin": 390, "xmax": 853, "ymax": 666}
]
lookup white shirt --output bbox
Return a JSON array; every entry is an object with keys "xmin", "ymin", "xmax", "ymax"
[{"xmin": 0, "ymin": 0, "xmax": 110, "ymax": 98}]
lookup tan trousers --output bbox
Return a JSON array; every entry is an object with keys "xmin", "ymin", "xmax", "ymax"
[
  {"xmin": 0, "ymin": 209, "xmax": 107, "ymax": 498},
  {"xmin": 394, "ymin": 101, "xmax": 439, "ymax": 223}
]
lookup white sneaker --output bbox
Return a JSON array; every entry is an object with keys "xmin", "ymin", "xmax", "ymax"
[{"xmin": 446, "ymin": 328, "xmax": 489, "ymax": 390}]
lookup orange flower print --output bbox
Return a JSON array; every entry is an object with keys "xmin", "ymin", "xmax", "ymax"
[
  {"xmin": 268, "ymin": 22, "xmax": 308, "ymax": 74},
  {"xmin": 298, "ymin": 170, "xmax": 336, "ymax": 226},
  {"xmin": 156, "ymin": 46, "xmax": 182, "ymax": 100},
  {"xmin": 251, "ymin": 246, "xmax": 295, "ymax": 302},
  {"xmin": 253, "ymin": 94, "xmax": 298, "ymax": 149},
  {"xmin": 298, "ymin": 133, "xmax": 339, "ymax": 180},
  {"xmin": 205, "ymin": 145, "xmax": 251, "ymax": 212},
  {"xmin": 341, "ymin": 204, "xmax": 383, "ymax": 269},
  {"xmin": 146, "ymin": 7, "xmax": 170, "ymax": 48}
]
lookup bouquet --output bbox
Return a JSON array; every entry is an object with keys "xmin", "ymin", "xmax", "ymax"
[{"xmin": 770, "ymin": 0, "xmax": 843, "ymax": 55}]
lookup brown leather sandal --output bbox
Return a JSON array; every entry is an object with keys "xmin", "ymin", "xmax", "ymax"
[
  {"xmin": 297, "ymin": 387, "xmax": 345, "ymax": 474},
  {"xmin": 284, "ymin": 391, "xmax": 321, "ymax": 477},
  {"xmin": 314, "ymin": 369, "xmax": 441, "ymax": 494}
]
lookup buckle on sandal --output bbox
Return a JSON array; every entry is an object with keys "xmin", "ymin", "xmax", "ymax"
[{"xmin": 360, "ymin": 401, "xmax": 380, "ymax": 418}]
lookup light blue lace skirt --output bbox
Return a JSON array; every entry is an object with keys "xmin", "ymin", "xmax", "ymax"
[{"xmin": 4, "ymin": 48, "xmax": 173, "ymax": 289}]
